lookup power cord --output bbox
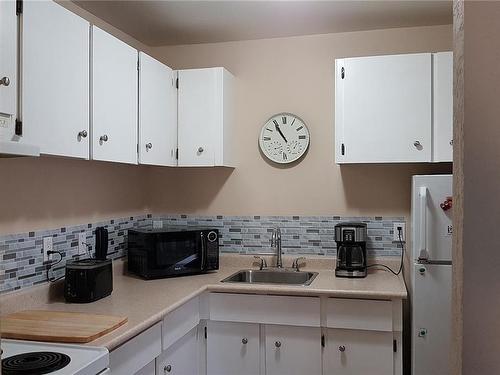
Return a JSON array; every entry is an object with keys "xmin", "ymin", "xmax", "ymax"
[
  {"xmin": 367, "ymin": 226, "xmax": 404, "ymax": 276},
  {"xmin": 46, "ymin": 250, "xmax": 65, "ymax": 282}
]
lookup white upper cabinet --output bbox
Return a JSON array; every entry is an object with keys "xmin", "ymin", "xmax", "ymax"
[
  {"xmin": 92, "ymin": 26, "xmax": 138, "ymax": 164},
  {"xmin": 177, "ymin": 67, "xmax": 235, "ymax": 167},
  {"xmin": 22, "ymin": 0, "xmax": 90, "ymax": 158},
  {"xmin": 0, "ymin": 0, "xmax": 17, "ymax": 119},
  {"xmin": 138, "ymin": 52, "xmax": 177, "ymax": 166},
  {"xmin": 433, "ymin": 52, "xmax": 453, "ymax": 162},
  {"xmin": 335, "ymin": 53, "xmax": 432, "ymax": 163}
]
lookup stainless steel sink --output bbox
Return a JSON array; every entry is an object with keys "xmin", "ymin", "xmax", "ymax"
[{"xmin": 221, "ymin": 269, "xmax": 318, "ymax": 286}]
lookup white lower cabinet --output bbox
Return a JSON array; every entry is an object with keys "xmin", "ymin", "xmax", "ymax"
[
  {"xmin": 113, "ymin": 294, "xmax": 401, "ymax": 375},
  {"xmin": 109, "ymin": 322, "xmax": 162, "ymax": 375},
  {"xmin": 324, "ymin": 328, "xmax": 393, "ymax": 375},
  {"xmin": 135, "ymin": 360, "xmax": 156, "ymax": 375},
  {"xmin": 206, "ymin": 321, "xmax": 260, "ymax": 375},
  {"xmin": 265, "ymin": 325, "xmax": 322, "ymax": 375},
  {"xmin": 157, "ymin": 326, "xmax": 199, "ymax": 375}
]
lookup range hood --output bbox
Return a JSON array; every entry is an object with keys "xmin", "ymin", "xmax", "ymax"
[
  {"xmin": 0, "ymin": 114, "xmax": 40, "ymax": 158},
  {"xmin": 0, "ymin": 140, "xmax": 39, "ymax": 157}
]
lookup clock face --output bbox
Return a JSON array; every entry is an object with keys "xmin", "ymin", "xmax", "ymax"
[{"xmin": 259, "ymin": 113, "xmax": 310, "ymax": 164}]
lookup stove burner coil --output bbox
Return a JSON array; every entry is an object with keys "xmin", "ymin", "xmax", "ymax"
[{"xmin": 2, "ymin": 351, "xmax": 71, "ymax": 375}]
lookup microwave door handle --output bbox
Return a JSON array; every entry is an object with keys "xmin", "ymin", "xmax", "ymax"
[
  {"xmin": 200, "ymin": 232, "xmax": 206, "ymax": 270},
  {"xmin": 418, "ymin": 186, "xmax": 429, "ymax": 262}
]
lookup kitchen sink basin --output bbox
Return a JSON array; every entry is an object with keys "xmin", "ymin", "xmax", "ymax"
[{"xmin": 221, "ymin": 269, "xmax": 318, "ymax": 286}]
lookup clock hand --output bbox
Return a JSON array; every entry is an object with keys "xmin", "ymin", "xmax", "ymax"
[{"xmin": 274, "ymin": 123, "xmax": 288, "ymax": 143}]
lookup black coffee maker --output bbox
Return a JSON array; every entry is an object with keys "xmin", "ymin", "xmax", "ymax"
[{"xmin": 335, "ymin": 222, "xmax": 367, "ymax": 278}]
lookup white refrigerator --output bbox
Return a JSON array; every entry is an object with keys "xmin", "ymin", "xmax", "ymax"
[{"xmin": 411, "ymin": 175, "xmax": 453, "ymax": 375}]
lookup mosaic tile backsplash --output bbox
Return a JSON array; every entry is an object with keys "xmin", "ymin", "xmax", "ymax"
[{"xmin": 0, "ymin": 214, "xmax": 404, "ymax": 294}]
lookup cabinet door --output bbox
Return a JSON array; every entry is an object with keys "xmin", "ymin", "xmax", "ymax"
[
  {"xmin": 178, "ymin": 68, "xmax": 221, "ymax": 166},
  {"xmin": 22, "ymin": 1, "xmax": 89, "ymax": 158},
  {"xmin": 92, "ymin": 26, "xmax": 138, "ymax": 164},
  {"xmin": 135, "ymin": 360, "xmax": 155, "ymax": 375},
  {"xmin": 432, "ymin": 52, "xmax": 453, "ymax": 162},
  {"xmin": 265, "ymin": 325, "xmax": 321, "ymax": 375},
  {"xmin": 335, "ymin": 53, "xmax": 432, "ymax": 163},
  {"xmin": 156, "ymin": 326, "xmax": 199, "ymax": 375},
  {"xmin": 206, "ymin": 321, "xmax": 260, "ymax": 375},
  {"xmin": 0, "ymin": 0, "xmax": 16, "ymax": 118},
  {"xmin": 139, "ymin": 52, "xmax": 177, "ymax": 166},
  {"xmin": 324, "ymin": 328, "xmax": 393, "ymax": 375}
]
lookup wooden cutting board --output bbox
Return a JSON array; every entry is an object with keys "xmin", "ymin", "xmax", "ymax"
[{"xmin": 0, "ymin": 310, "xmax": 128, "ymax": 343}]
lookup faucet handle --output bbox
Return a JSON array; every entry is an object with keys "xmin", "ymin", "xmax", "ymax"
[
  {"xmin": 292, "ymin": 257, "xmax": 306, "ymax": 271},
  {"xmin": 253, "ymin": 256, "xmax": 268, "ymax": 270}
]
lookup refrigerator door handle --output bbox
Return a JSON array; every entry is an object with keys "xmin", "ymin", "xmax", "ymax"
[{"xmin": 418, "ymin": 186, "xmax": 429, "ymax": 261}]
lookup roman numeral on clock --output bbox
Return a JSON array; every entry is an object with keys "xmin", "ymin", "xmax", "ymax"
[
  {"xmin": 282, "ymin": 116, "xmax": 287, "ymax": 124},
  {"xmin": 263, "ymin": 137, "xmax": 271, "ymax": 141}
]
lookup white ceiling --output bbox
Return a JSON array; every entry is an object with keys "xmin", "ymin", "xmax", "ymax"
[{"xmin": 73, "ymin": 1, "xmax": 452, "ymax": 46}]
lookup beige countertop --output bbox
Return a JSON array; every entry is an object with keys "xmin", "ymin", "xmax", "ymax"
[{"xmin": 0, "ymin": 255, "xmax": 407, "ymax": 351}]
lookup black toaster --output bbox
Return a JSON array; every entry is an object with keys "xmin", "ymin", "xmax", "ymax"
[{"xmin": 64, "ymin": 259, "xmax": 113, "ymax": 303}]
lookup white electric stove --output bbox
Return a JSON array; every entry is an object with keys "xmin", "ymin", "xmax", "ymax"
[{"xmin": 1, "ymin": 339, "xmax": 109, "ymax": 375}]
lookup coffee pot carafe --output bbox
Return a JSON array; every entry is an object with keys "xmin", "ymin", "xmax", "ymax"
[{"xmin": 335, "ymin": 222, "xmax": 367, "ymax": 278}]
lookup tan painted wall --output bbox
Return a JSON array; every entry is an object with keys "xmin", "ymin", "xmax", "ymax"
[
  {"xmin": 147, "ymin": 25, "xmax": 453, "ymax": 218},
  {"xmin": 461, "ymin": 2, "xmax": 500, "ymax": 373},
  {"xmin": 0, "ymin": 22, "xmax": 453, "ymax": 236},
  {"xmin": 0, "ymin": 2, "xmax": 151, "ymax": 235}
]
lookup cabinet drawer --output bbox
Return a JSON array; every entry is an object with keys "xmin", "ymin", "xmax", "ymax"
[
  {"xmin": 209, "ymin": 293, "xmax": 320, "ymax": 327},
  {"xmin": 326, "ymin": 298, "xmax": 392, "ymax": 332},
  {"xmin": 163, "ymin": 296, "xmax": 200, "ymax": 350},
  {"xmin": 110, "ymin": 322, "xmax": 161, "ymax": 374}
]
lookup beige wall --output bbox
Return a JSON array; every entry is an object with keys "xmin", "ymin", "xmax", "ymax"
[
  {"xmin": 147, "ymin": 25, "xmax": 453, "ymax": 218},
  {"xmin": 0, "ymin": 1, "xmax": 151, "ymax": 235},
  {"xmin": 461, "ymin": 2, "xmax": 500, "ymax": 373},
  {"xmin": 0, "ymin": 22, "xmax": 453, "ymax": 236}
]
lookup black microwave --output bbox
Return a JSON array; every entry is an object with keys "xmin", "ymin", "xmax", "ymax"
[{"xmin": 127, "ymin": 228, "xmax": 219, "ymax": 279}]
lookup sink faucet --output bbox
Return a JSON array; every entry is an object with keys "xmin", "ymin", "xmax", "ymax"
[{"xmin": 271, "ymin": 227, "xmax": 283, "ymax": 268}]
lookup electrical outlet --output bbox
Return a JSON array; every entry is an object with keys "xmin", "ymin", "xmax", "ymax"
[
  {"xmin": 153, "ymin": 220, "xmax": 163, "ymax": 229},
  {"xmin": 78, "ymin": 232, "xmax": 87, "ymax": 256},
  {"xmin": 43, "ymin": 236, "xmax": 53, "ymax": 262},
  {"xmin": 393, "ymin": 223, "xmax": 406, "ymax": 242}
]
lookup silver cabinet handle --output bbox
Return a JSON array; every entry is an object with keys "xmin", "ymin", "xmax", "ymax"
[
  {"xmin": 450, "ymin": 139, "xmax": 454, "ymax": 146},
  {"xmin": 78, "ymin": 130, "xmax": 88, "ymax": 138},
  {"xmin": 275, "ymin": 341, "xmax": 282, "ymax": 348},
  {"xmin": 164, "ymin": 364, "xmax": 172, "ymax": 373},
  {"xmin": 413, "ymin": 141, "xmax": 421, "ymax": 147},
  {"xmin": 339, "ymin": 345, "xmax": 346, "ymax": 352},
  {"xmin": 0, "ymin": 77, "xmax": 10, "ymax": 86},
  {"xmin": 146, "ymin": 142, "xmax": 153, "ymax": 150},
  {"xmin": 242, "ymin": 337, "xmax": 248, "ymax": 345},
  {"xmin": 100, "ymin": 135, "xmax": 108, "ymax": 142},
  {"xmin": 198, "ymin": 147, "xmax": 204, "ymax": 153},
  {"xmin": 419, "ymin": 266, "xmax": 426, "ymax": 274}
]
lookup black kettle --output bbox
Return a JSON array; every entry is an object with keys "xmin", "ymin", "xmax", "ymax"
[{"xmin": 95, "ymin": 226, "xmax": 109, "ymax": 260}]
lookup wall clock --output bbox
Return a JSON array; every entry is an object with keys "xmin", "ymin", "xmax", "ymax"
[{"xmin": 259, "ymin": 113, "xmax": 310, "ymax": 164}]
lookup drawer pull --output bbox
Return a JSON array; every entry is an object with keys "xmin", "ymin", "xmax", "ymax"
[
  {"xmin": 242, "ymin": 337, "xmax": 248, "ymax": 345},
  {"xmin": 164, "ymin": 364, "xmax": 172, "ymax": 373},
  {"xmin": 275, "ymin": 341, "xmax": 282, "ymax": 348},
  {"xmin": 339, "ymin": 345, "xmax": 346, "ymax": 352}
]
